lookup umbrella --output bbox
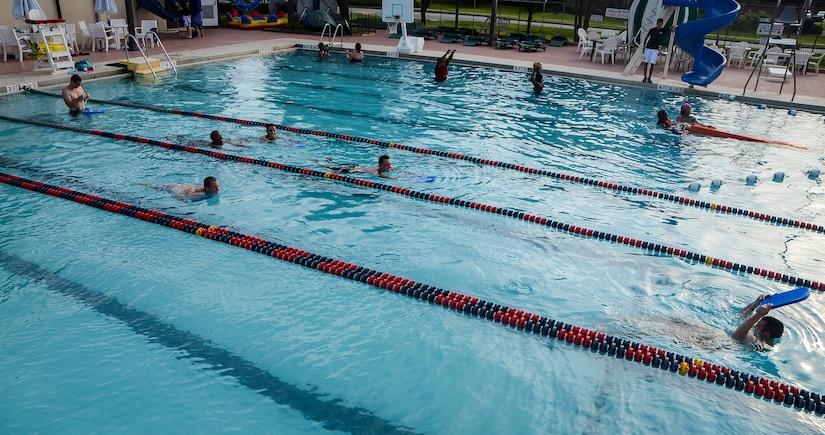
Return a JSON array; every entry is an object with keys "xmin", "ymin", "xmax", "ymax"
[
  {"xmin": 94, "ymin": 0, "xmax": 118, "ymax": 15},
  {"xmin": 12, "ymin": 0, "xmax": 44, "ymax": 20}
]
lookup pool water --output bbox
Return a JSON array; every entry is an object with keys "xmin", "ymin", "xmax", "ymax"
[{"xmin": 1, "ymin": 51, "xmax": 824, "ymax": 433}]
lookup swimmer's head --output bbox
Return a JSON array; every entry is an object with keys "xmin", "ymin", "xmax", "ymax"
[
  {"xmin": 657, "ymin": 110, "xmax": 669, "ymax": 122},
  {"xmin": 70, "ymin": 74, "xmax": 82, "ymax": 84},
  {"xmin": 355, "ymin": 43, "xmax": 362, "ymax": 51},
  {"xmin": 533, "ymin": 62, "xmax": 542, "ymax": 70},
  {"xmin": 680, "ymin": 103, "xmax": 692, "ymax": 114},
  {"xmin": 203, "ymin": 176, "xmax": 220, "ymax": 194},
  {"xmin": 265, "ymin": 125, "xmax": 277, "ymax": 138},
  {"xmin": 756, "ymin": 316, "xmax": 784, "ymax": 345},
  {"xmin": 210, "ymin": 130, "xmax": 223, "ymax": 145},
  {"xmin": 378, "ymin": 154, "xmax": 392, "ymax": 173}
]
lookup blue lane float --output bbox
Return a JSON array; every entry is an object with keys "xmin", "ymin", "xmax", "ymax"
[
  {"xmin": 2, "ymin": 170, "xmax": 824, "ymax": 417},
  {"xmin": 0, "ymin": 114, "xmax": 823, "ymax": 292},
  {"xmin": 19, "ymin": 87, "xmax": 825, "ymax": 237}
]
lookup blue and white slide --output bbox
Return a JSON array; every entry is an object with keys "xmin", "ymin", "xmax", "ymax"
[{"xmin": 758, "ymin": 287, "xmax": 810, "ymax": 310}]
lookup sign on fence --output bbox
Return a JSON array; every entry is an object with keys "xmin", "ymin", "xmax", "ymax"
[{"xmin": 605, "ymin": 8, "xmax": 629, "ymax": 19}]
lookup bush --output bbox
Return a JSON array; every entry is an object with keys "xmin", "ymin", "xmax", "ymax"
[{"xmin": 729, "ymin": 10, "xmax": 770, "ymax": 34}]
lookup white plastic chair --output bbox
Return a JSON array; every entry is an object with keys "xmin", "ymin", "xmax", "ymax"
[
  {"xmin": 135, "ymin": 19, "xmax": 158, "ymax": 48},
  {"xmin": 77, "ymin": 21, "xmax": 93, "ymax": 49},
  {"xmin": 594, "ymin": 36, "xmax": 619, "ymax": 64},
  {"xmin": 807, "ymin": 51, "xmax": 824, "ymax": 74},
  {"xmin": 727, "ymin": 42, "xmax": 748, "ymax": 68},
  {"xmin": 0, "ymin": 28, "xmax": 29, "ymax": 63},
  {"xmin": 575, "ymin": 28, "xmax": 589, "ymax": 53},
  {"xmin": 763, "ymin": 46, "xmax": 784, "ymax": 65},
  {"xmin": 58, "ymin": 23, "xmax": 79, "ymax": 53},
  {"xmin": 791, "ymin": 50, "xmax": 813, "ymax": 74},
  {"xmin": 601, "ymin": 29, "xmax": 616, "ymax": 38},
  {"xmin": 90, "ymin": 22, "xmax": 114, "ymax": 52}
]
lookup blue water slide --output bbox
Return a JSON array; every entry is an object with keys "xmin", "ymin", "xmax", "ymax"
[
  {"xmin": 663, "ymin": 0, "xmax": 740, "ymax": 86},
  {"xmin": 138, "ymin": 0, "xmax": 183, "ymax": 22}
]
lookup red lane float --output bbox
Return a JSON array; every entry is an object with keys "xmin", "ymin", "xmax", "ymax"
[{"xmin": 685, "ymin": 125, "xmax": 808, "ymax": 150}]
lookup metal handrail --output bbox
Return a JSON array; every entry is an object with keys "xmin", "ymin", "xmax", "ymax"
[
  {"xmin": 146, "ymin": 30, "xmax": 177, "ymax": 75},
  {"xmin": 321, "ymin": 23, "xmax": 344, "ymax": 48},
  {"xmin": 122, "ymin": 34, "xmax": 156, "ymax": 80}
]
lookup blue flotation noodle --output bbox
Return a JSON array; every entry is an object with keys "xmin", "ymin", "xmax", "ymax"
[{"xmin": 81, "ymin": 109, "xmax": 105, "ymax": 114}]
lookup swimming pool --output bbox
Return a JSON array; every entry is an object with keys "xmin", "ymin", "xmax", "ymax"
[{"xmin": 1, "ymin": 50, "xmax": 824, "ymax": 433}]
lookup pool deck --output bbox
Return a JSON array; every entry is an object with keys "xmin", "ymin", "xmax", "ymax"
[{"xmin": 1, "ymin": 26, "xmax": 823, "ymax": 113}]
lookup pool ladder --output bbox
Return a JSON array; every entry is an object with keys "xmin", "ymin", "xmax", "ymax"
[
  {"xmin": 321, "ymin": 23, "xmax": 344, "ymax": 48},
  {"xmin": 121, "ymin": 32, "xmax": 178, "ymax": 81}
]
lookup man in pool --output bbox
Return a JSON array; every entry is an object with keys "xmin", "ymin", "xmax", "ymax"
[
  {"xmin": 62, "ymin": 74, "xmax": 89, "ymax": 116},
  {"xmin": 732, "ymin": 294, "xmax": 785, "ymax": 347},
  {"xmin": 261, "ymin": 125, "xmax": 280, "ymax": 142},
  {"xmin": 152, "ymin": 176, "xmax": 220, "ymax": 201},
  {"xmin": 320, "ymin": 155, "xmax": 398, "ymax": 179}
]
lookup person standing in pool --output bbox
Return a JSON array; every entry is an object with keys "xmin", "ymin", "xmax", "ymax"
[
  {"xmin": 530, "ymin": 61, "xmax": 544, "ymax": 93},
  {"xmin": 435, "ymin": 49, "xmax": 455, "ymax": 82},
  {"xmin": 62, "ymin": 74, "xmax": 89, "ymax": 116},
  {"xmin": 318, "ymin": 42, "xmax": 329, "ymax": 60},
  {"xmin": 346, "ymin": 43, "xmax": 364, "ymax": 63},
  {"xmin": 675, "ymin": 103, "xmax": 706, "ymax": 126},
  {"xmin": 732, "ymin": 294, "xmax": 784, "ymax": 347}
]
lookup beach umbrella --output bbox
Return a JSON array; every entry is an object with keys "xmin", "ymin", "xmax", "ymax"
[
  {"xmin": 12, "ymin": 0, "xmax": 44, "ymax": 20},
  {"xmin": 94, "ymin": 0, "xmax": 118, "ymax": 15}
]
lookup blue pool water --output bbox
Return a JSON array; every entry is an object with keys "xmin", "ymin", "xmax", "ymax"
[{"xmin": 1, "ymin": 51, "xmax": 825, "ymax": 433}]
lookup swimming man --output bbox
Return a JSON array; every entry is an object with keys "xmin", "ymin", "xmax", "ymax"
[
  {"xmin": 321, "ymin": 155, "xmax": 398, "ymax": 179},
  {"xmin": 261, "ymin": 125, "xmax": 279, "ymax": 142},
  {"xmin": 62, "ymin": 74, "xmax": 89, "ymax": 116},
  {"xmin": 732, "ymin": 294, "xmax": 784, "ymax": 347},
  {"xmin": 435, "ymin": 50, "xmax": 455, "ymax": 82},
  {"xmin": 153, "ymin": 176, "xmax": 220, "ymax": 201}
]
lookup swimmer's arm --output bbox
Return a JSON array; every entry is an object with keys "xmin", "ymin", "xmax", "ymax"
[
  {"xmin": 732, "ymin": 304, "xmax": 772, "ymax": 340},
  {"xmin": 738, "ymin": 294, "xmax": 769, "ymax": 317}
]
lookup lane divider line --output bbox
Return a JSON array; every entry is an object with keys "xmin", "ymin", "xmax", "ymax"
[
  {"xmin": 2, "ymin": 171, "xmax": 823, "ymax": 416},
  {"xmin": 22, "ymin": 87, "xmax": 825, "ymax": 236},
  {"xmin": 0, "ymin": 114, "xmax": 821, "ymax": 292}
]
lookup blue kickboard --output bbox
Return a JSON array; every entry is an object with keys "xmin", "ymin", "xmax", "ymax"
[
  {"xmin": 758, "ymin": 287, "xmax": 810, "ymax": 309},
  {"xmin": 410, "ymin": 175, "xmax": 436, "ymax": 183},
  {"xmin": 81, "ymin": 109, "xmax": 105, "ymax": 114}
]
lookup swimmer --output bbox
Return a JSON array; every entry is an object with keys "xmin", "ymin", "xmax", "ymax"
[
  {"xmin": 732, "ymin": 294, "xmax": 784, "ymax": 347},
  {"xmin": 261, "ymin": 125, "xmax": 279, "ymax": 142},
  {"xmin": 151, "ymin": 176, "xmax": 220, "ymax": 201},
  {"xmin": 318, "ymin": 42, "xmax": 329, "ymax": 60},
  {"xmin": 435, "ymin": 49, "xmax": 455, "ymax": 82},
  {"xmin": 209, "ymin": 130, "xmax": 248, "ymax": 149},
  {"xmin": 656, "ymin": 110, "xmax": 682, "ymax": 134},
  {"xmin": 346, "ymin": 43, "xmax": 364, "ymax": 63},
  {"xmin": 62, "ymin": 74, "xmax": 89, "ymax": 116},
  {"xmin": 530, "ymin": 61, "xmax": 544, "ymax": 93},
  {"xmin": 675, "ymin": 103, "xmax": 706, "ymax": 127},
  {"xmin": 320, "ymin": 155, "xmax": 404, "ymax": 179}
]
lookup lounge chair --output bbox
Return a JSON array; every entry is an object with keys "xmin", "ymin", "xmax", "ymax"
[
  {"xmin": 412, "ymin": 28, "xmax": 437, "ymax": 40},
  {"xmin": 463, "ymin": 35, "xmax": 486, "ymax": 46},
  {"xmin": 761, "ymin": 65, "xmax": 791, "ymax": 82},
  {"xmin": 440, "ymin": 32, "xmax": 462, "ymax": 44},
  {"xmin": 518, "ymin": 34, "xmax": 546, "ymax": 52},
  {"xmin": 494, "ymin": 35, "xmax": 520, "ymax": 49}
]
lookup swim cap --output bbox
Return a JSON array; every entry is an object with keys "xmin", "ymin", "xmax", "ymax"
[{"xmin": 681, "ymin": 103, "xmax": 692, "ymax": 111}]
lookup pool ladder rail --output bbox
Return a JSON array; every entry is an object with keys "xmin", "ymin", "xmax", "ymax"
[
  {"xmin": 120, "ymin": 31, "xmax": 177, "ymax": 81},
  {"xmin": 320, "ymin": 22, "xmax": 345, "ymax": 49}
]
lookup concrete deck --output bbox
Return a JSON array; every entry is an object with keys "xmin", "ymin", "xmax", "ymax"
[{"xmin": 1, "ymin": 26, "xmax": 823, "ymax": 113}]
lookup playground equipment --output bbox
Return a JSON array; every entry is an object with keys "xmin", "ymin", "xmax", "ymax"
[{"xmin": 383, "ymin": 0, "xmax": 424, "ymax": 53}]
